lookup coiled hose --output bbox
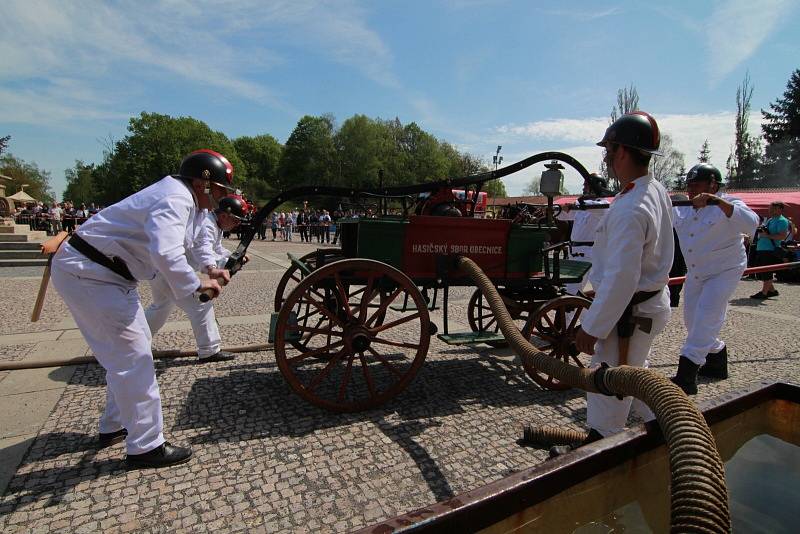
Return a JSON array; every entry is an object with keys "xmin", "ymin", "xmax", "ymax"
[{"xmin": 457, "ymin": 256, "xmax": 730, "ymax": 533}]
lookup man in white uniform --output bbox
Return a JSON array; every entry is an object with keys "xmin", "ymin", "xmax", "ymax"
[
  {"xmin": 551, "ymin": 112, "xmax": 673, "ymax": 457},
  {"xmin": 145, "ymin": 195, "xmax": 248, "ymax": 364},
  {"xmin": 670, "ymin": 163, "xmax": 759, "ymax": 394},
  {"xmin": 50, "ymin": 149, "xmax": 234, "ymax": 469},
  {"xmin": 557, "ymin": 174, "xmax": 612, "ymax": 296}
]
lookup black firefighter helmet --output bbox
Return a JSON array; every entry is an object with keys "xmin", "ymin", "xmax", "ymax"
[
  {"xmin": 585, "ymin": 173, "xmax": 614, "ymax": 197},
  {"xmin": 216, "ymin": 194, "xmax": 246, "ymax": 219},
  {"xmin": 596, "ymin": 111, "xmax": 663, "ymax": 156},
  {"xmin": 174, "ymin": 149, "xmax": 235, "ymax": 189},
  {"xmin": 686, "ymin": 163, "xmax": 723, "ymax": 184}
]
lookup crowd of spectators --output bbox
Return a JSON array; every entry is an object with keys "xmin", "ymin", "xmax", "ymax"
[
  {"xmin": 12, "ymin": 201, "xmax": 103, "ymax": 235},
  {"xmin": 254, "ymin": 207, "xmax": 377, "ymax": 244}
]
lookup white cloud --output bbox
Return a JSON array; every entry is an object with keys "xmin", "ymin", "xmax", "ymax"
[
  {"xmin": 495, "ymin": 117, "xmax": 608, "ymax": 144},
  {"xmin": 707, "ymin": 0, "xmax": 791, "ymax": 83},
  {"xmin": 0, "ymin": 0, "xmax": 397, "ymax": 126},
  {"xmin": 491, "ymin": 112, "xmax": 764, "ymax": 195}
]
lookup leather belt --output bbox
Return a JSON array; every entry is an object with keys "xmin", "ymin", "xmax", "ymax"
[{"xmin": 68, "ymin": 234, "xmax": 135, "ymax": 281}]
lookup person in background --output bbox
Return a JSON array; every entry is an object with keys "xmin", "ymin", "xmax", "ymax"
[
  {"xmin": 749, "ymin": 201, "xmax": 790, "ymax": 300},
  {"xmin": 669, "ymin": 164, "xmax": 759, "ymax": 395},
  {"xmin": 320, "ymin": 209, "xmax": 332, "ymax": 244},
  {"xmin": 557, "ymin": 173, "xmax": 612, "ymax": 297}
]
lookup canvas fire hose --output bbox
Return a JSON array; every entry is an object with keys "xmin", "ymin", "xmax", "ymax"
[{"xmin": 456, "ymin": 255, "xmax": 730, "ymax": 533}]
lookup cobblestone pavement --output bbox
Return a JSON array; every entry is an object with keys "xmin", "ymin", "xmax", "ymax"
[{"xmin": 0, "ymin": 237, "xmax": 798, "ymax": 533}]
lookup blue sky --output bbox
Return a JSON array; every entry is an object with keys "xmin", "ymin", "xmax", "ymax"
[{"xmin": 1, "ymin": 0, "xmax": 798, "ymax": 199}]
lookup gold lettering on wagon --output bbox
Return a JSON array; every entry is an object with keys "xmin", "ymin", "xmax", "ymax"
[{"xmin": 411, "ymin": 243, "xmax": 503, "ymax": 255}]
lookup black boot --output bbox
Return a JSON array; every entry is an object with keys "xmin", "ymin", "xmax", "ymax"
[
  {"xmin": 698, "ymin": 346, "xmax": 728, "ymax": 379},
  {"xmin": 549, "ymin": 429, "xmax": 603, "ymax": 458},
  {"xmin": 671, "ymin": 356, "xmax": 699, "ymax": 395}
]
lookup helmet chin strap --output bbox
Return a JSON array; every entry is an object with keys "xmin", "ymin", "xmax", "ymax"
[{"xmin": 204, "ymin": 182, "xmax": 217, "ymax": 209}]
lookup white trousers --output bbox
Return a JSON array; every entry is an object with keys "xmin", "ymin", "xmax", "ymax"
[
  {"xmin": 586, "ymin": 308, "xmax": 670, "ymax": 437},
  {"xmin": 51, "ymin": 246, "xmax": 165, "ymax": 455},
  {"xmin": 681, "ymin": 267, "xmax": 743, "ymax": 365},
  {"xmin": 144, "ymin": 273, "xmax": 220, "ymax": 358}
]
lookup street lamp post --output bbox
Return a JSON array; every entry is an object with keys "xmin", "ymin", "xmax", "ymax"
[{"xmin": 492, "ymin": 145, "xmax": 503, "ymax": 171}]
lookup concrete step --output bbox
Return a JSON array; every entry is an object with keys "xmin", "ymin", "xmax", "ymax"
[
  {"xmin": 0, "ymin": 250, "xmax": 46, "ymax": 260},
  {"xmin": 0, "ymin": 225, "xmax": 32, "ymax": 234},
  {"xmin": 0, "ymin": 258, "xmax": 48, "ymax": 267},
  {"xmin": 0, "ymin": 232, "xmax": 47, "ymax": 242},
  {"xmin": 0, "ymin": 242, "xmax": 41, "ymax": 250}
]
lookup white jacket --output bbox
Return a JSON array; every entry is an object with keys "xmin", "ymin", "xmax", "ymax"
[
  {"xmin": 558, "ymin": 198, "xmax": 609, "ymax": 259},
  {"xmin": 193, "ymin": 212, "xmax": 231, "ymax": 270},
  {"xmin": 74, "ymin": 176, "xmax": 201, "ymax": 300},
  {"xmin": 581, "ymin": 175, "xmax": 673, "ymax": 339},
  {"xmin": 673, "ymin": 194, "xmax": 759, "ymax": 278}
]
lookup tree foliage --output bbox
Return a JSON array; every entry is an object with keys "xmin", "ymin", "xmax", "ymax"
[
  {"xmin": 92, "ymin": 112, "xmax": 244, "ymax": 205},
  {"xmin": 0, "ymin": 135, "xmax": 10, "ymax": 157},
  {"xmin": 63, "ymin": 161, "xmax": 96, "ymax": 206},
  {"xmin": 761, "ymin": 68, "xmax": 800, "ymax": 187},
  {"xmin": 698, "ymin": 139, "xmax": 711, "ymax": 163},
  {"xmin": 233, "ymin": 134, "xmax": 282, "ymax": 200},
  {"xmin": 601, "ymin": 84, "xmax": 640, "ymax": 190},
  {"xmin": 650, "ymin": 133, "xmax": 686, "ymax": 188},
  {"xmin": 726, "ymin": 72, "xmax": 762, "ymax": 188},
  {"xmin": 0, "ymin": 153, "xmax": 54, "ymax": 204}
]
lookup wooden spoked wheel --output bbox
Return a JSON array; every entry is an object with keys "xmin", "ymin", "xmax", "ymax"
[
  {"xmin": 274, "ymin": 250, "xmax": 345, "ymax": 354},
  {"xmin": 274, "ymin": 250, "xmax": 345, "ymax": 311},
  {"xmin": 274, "ymin": 259, "xmax": 431, "ymax": 412},
  {"xmin": 466, "ymin": 288, "xmax": 537, "ymax": 348},
  {"xmin": 520, "ymin": 295, "xmax": 591, "ymax": 391}
]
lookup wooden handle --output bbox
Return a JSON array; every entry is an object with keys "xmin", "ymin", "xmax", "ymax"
[
  {"xmin": 31, "ymin": 262, "xmax": 52, "ymax": 322},
  {"xmin": 198, "ymin": 276, "xmax": 227, "ymax": 302}
]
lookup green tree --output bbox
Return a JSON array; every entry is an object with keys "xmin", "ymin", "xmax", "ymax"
[
  {"xmin": 63, "ymin": 161, "xmax": 96, "ymax": 205},
  {"xmin": 0, "ymin": 135, "xmax": 10, "ymax": 157},
  {"xmin": 278, "ymin": 115, "xmax": 337, "ymax": 189},
  {"xmin": 92, "ymin": 112, "xmax": 243, "ymax": 204},
  {"xmin": 233, "ymin": 134, "xmax": 282, "ymax": 201},
  {"xmin": 761, "ymin": 68, "xmax": 800, "ymax": 187},
  {"xmin": 334, "ymin": 114, "xmax": 385, "ymax": 188},
  {"xmin": 0, "ymin": 154, "xmax": 54, "ymax": 204},
  {"xmin": 726, "ymin": 72, "xmax": 762, "ymax": 188},
  {"xmin": 698, "ymin": 139, "xmax": 711, "ymax": 163}
]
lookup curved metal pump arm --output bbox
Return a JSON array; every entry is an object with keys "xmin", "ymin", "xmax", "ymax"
[{"xmin": 225, "ymin": 151, "xmax": 591, "ymax": 274}]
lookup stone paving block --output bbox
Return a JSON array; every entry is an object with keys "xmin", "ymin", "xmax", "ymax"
[
  {"xmin": 0, "ymin": 388, "xmax": 63, "ymax": 439},
  {"xmin": 0, "ymin": 366, "xmax": 76, "ymax": 395},
  {"xmin": 0, "ymin": 434, "xmax": 35, "ymax": 497},
  {"xmin": 25, "ymin": 339, "xmax": 89, "ymax": 360}
]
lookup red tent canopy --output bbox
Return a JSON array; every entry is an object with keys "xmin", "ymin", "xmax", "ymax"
[{"xmin": 725, "ymin": 191, "xmax": 800, "ymax": 226}]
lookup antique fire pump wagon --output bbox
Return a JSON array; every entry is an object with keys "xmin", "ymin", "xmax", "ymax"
[{"xmin": 226, "ymin": 152, "xmax": 595, "ymax": 412}]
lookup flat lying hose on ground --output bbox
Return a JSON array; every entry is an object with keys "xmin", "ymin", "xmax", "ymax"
[
  {"xmin": 0, "ymin": 343, "xmax": 272, "ymax": 371},
  {"xmin": 457, "ymin": 256, "xmax": 730, "ymax": 534}
]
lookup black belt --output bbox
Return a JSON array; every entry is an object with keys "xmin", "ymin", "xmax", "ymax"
[
  {"xmin": 69, "ymin": 234, "xmax": 135, "ymax": 281},
  {"xmin": 571, "ymin": 241, "xmax": 594, "ymax": 247},
  {"xmin": 617, "ymin": 289, "xmax": 661, "ymax": 338}
]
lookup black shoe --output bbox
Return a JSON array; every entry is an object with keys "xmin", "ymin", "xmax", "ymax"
[
  {"xmin": 98, "ymin": 428, "xmax": 127, "ymax": 447},
  {"xmin": 767, "ymin": 289, "xmax": 779, "ymax": 297},
  {"xmin": 126, "ymin": 442, "xmax": 192, "ymax": 469},
  {"xmin": 670, "ymin": 356, "xmax": 699, "ymax": 395},
  {"xmin": 750, "ymin": 291, "xmax": 769, "ymax": 300},
  {"xmin": 198, "ymin": 351, "xmax": 236, "ymax": 363},
  {"xmin": 549, "ymin": 429, "xmax": 603, "ymax": 458},
  {"xmin": 699, "ymin": 346, "xmax": 728, "ymax": 379}
]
